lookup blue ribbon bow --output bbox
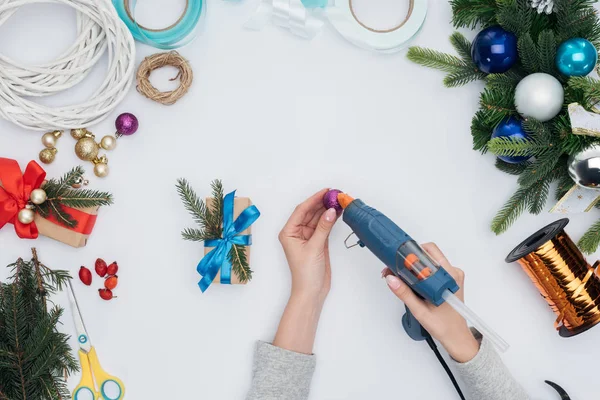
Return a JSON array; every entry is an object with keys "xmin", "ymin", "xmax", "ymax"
[{"xmin": 197, "ymin": 190, "xmax": 260, "ymax": 292}]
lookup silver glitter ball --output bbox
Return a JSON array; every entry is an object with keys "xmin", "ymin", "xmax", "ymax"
[{"xmin": 568, "ymin": 145, "xmax": 600, "ymax": 189}]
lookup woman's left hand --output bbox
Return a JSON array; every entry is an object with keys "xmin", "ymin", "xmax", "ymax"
[{"xmin": 278, "ymin": 188, "xmax": 339, "ymax": 305}]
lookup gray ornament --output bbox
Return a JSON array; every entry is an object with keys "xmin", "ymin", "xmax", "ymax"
[
  {"xmin": 568, "ymin": 145, "xmax": 600, "ymax": 189},
  {"xmin": 531, "ymin": 0, "xmax": 554, "ymax": 14}
]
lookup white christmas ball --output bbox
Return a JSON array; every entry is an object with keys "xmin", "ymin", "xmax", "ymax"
[
  {"xmin": 514, "ymin": 73, "xmax": 564, "ymax": 122},
  {"xmin": 29, "ymin": 188, "xmax": 47, "ymax": 205},
  {"xmin": 18, "ymin": 208, "xmax": 35, "ymax": 225}
]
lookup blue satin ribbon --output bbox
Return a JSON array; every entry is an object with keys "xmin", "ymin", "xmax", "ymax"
[
  {"xmin": 112, "ymin": 0, "xmax": 204, "ymax": 49},
  {"xmin": 197, "ymin": 191, "xmax": 260, "ymax": 292}
]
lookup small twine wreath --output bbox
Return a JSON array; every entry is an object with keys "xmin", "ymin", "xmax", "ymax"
[{"xmin": 136, "ymin": 51, "xmax": 193, "ymax": 105}]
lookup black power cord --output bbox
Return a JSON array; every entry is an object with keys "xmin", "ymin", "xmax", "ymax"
[{"xmin": 425, "ymin": 337, "xmax": 466, "ymax": 400}]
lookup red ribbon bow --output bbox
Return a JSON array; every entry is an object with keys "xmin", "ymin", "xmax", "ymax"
[{"xmin": 0, "ymin": 158, "xmax": 46, "ymax": 239}]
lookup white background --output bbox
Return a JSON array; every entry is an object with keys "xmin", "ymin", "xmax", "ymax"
[{"xmin": 0, "ymin": 1, "xmax": 596, "ymax": 399}]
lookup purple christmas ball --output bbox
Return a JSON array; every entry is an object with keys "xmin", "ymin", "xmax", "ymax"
[
  {"xmin": 323, "ymin": 189, "xmax": 343, "ymax": 213},
  {"xmin": 115, "ymin": 113, "xmax": 139, "ymax": 136}
]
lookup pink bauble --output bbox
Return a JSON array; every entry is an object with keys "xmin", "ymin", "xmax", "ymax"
[
  {"xmin": 115, "ymin": 113, "xmax": 139, "ymax": 136},
  {"xmin": 323, "ymin": 189, "xmax": 343, "ymax": 213}
]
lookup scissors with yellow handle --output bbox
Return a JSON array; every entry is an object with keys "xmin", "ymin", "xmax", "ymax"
[{"xmin": 67, "ymin": 280, "xmax": 126, "ymax": 400}]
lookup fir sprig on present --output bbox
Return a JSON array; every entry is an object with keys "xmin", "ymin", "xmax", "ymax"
[
  {"xmin": 0, "ymin": 248, "xmax": 78, "ymax": 400},
  {"xmin": 407, "ymin": 0, "xmax": 600, "ymax": 253},
  {"xmin": 35, "ymin": 166, "xmax": 113, "ymax": 228},
  {"xmin": 176, "ymin": 179, "xmax": 252, "ymax": 283}
]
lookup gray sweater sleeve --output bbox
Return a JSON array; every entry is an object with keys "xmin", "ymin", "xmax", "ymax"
[
  {"xmin": 247, "ymin": 334, "xmax": 529, "ymax": 400},
  {"xmin": 246, "ymin": 341, "xmax": 316, "ymax": 400},
  {"xmin": 451, "ymin": 330, "xmax": 530, "ymax": 400}
]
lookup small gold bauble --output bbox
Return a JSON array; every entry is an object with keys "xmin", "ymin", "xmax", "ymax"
[
  {"xmin": 18, "ymin": 208, "xmax": 35, "ymax": 225},
  {"xmin": 71, "ymin": 128, "xmax": 89, "ymax": 140},
  {"xmin": 41, "ymin": 130, "xmax": 62, "ymax": 148},
  {"xmin": 100, "ymin": 135, "xmax": 117, "ymax": 151},
  {"xmin": 75, "ymin": 137, "xmax": 100, "ymax": 161},
  {"xmin": 93, "ymin": 162, "xmax": 109, "ymax": 178},
  {"xmin": 30, "ymin": 188, "xmax": 47, "ymax": 205},
  {"xmin": 39, "ymin": 148, "xmax": 57, "ymax": 164}
]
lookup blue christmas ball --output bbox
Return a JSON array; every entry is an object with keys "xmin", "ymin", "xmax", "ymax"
[
  {"xmin": 491, "ymin": 117, "xmax": 532, "ymax": 164},
  {"xmin": 471, "ymin": 26, "xmax": 518, "ymax": 74},
  {"xmin": 556, "ymin": 38, "xmax": 598, "ymax": 76}
]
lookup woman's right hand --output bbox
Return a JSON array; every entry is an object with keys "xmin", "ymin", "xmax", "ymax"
[{"xmin": 383, "ymin": 243, "xmax": 480, "ymax": 363}]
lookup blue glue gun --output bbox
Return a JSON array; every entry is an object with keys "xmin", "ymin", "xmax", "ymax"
[{"xmin": 341, "ymin": 197, "xmax": 460, "ymax": 340}]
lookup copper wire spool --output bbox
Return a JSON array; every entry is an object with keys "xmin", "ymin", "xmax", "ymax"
[{"xmin": 506, "ymin": 219, "xmax": 600, "ymax": 337}]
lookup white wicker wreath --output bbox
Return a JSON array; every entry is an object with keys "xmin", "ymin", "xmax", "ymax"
[{"xmin": 0, "ymin": 0, "xmax": 135, "ymax": 131}]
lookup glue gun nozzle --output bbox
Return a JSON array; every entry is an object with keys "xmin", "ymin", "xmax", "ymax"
[{"xmin": 337, "ymin": 193, "xmax": 354, "ymax": 209}]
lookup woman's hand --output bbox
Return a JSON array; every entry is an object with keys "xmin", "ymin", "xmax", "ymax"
[
  {"xmin": 278, "ymin": 188, "xmax": 338, "ymax": 305},
  {"xmin": 273, "ymin": 189, "xmax": 339, "ymax": 354},
  {"xmin": 383, "ymin": 243, "xmax": 480, "ymax": 363}
]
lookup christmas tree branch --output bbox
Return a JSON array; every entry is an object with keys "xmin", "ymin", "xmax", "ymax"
[
  {"xmin": 181, "ymin": 228, "xmax": 209, "ymax": 242},
  {"xmin": 450, "ymin": 0, "xmax": 498, "ymax": 29},
  {"xmin": 406, "ymin": 47, "xmax": 468, "ymax": 73},
  {"xmin": 487, "ymin": 136, "xmax": 546, "ymax": 157},
  {"xmin": 46, "ymin": 189, "xmax": 113, "ymax": 208},
  {"xmin": 495, "ymin": 158, "xmax": 532, "ymax": 175},
  {"xmin": 229, "ymin": 244, "xmax": 252, "ymax": 284},
  {"xmin": 449, "ymin": 31, "xmax": 473, "ymax": 60},
  {"xmin": 491, "ymin": 186, "xmax": 530, "ymax": 234},
  {"xmin": 579, "ymin": 219, "xmax": 600, "ymax": 254}
]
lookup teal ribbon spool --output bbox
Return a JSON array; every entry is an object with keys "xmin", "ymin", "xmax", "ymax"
[
  {"xmin": 112, "ymin": 0, "xmax": 204, "ymax": 49},
  {"xmin": 301, "ymin": 0, "xmax": 328, "ymax": 8}
]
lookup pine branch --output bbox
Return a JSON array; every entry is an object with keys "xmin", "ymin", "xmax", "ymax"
[
  {"xmin": 181, "ymin": 228, "xmax": 209, "ymax": 242},
  {"xmin": 471, "ymin": 110, "xmax": 495, "ymax": 152},
  {"xmin": 518, "ymin": 33, "xmax": 539, "ymax": 73},
  {"xmin": 526, "ymin": 173, "xmax": 553, "ymax": 214},
  {"xmin": 580, "ymin": 219, "xmax": 600, "ymax": 254},
  {"xmin": 497, "ymin": 0, "xmax": 533, "ymax": 37},
  {"xmin": 555, "ymin": 1, "xmax": 600, "ymax": 45},
  {"xmin": 444, "ymin": 67, "xmax": 487, "ymax": 87},
  {"xmin": 45, "ymin": 189, "xmax": 113, "ymax": 209},
  {"xmin": 517, "ymin": 147, "xmax": 562, "ymax": 187},
  {"xmin": 555, "ymin": 164, "xmax": 574, "ymax": 200},
  {"xmin": 450, "ymin": 0, "xmax": 498, "ymax": 29},
  {"xmin": 485, "ymin": 73, "xmax": 520, "ymax": 91},
  {"xmin": 42, "ymin": 166, "xmax": 85, "ymax": 199},
  {"xmin": 568, "ymin": 76, "xmax": 600, "ymax": 109},
  {"xmin": 522, "ymin": 118, "xmax": 554, "ymax": 143},
  {"xmin": 229, "ymin": 244, "xmax": 252, "ymax": 283},
  {"xmin": 449, "ymin": 31, "xmax": 472, "ymax": 61},
  {"xmin": 47, "ymin": 202, "xmax": 77, "ymax": 229},
  {"xmin": 491, "ymin": 186, "xmax": 530, "ymax": 234},
  {"xmin": 479, "ymin": 87, "xmax": 516, "ymax": 126},
  {"xmin": 487, "ymin": 136, "xmax": 546, "ymax": 157},
  {"xmin": 207, "ymin": 180, "xmax": 224, "ymax": 238},
  {"xmin": 495, "ymin": 158, "xmax": 532, "ymax": 175},
  {"xmin": 537, "ymin": 30, "xmax": 557, "ymax": 76},
  {"xmin": 176, "ymin": 178, "xmax": 209, "ymax": 229},
  {"xmin": 406, "ymin": 47, "xmax": 468, "ymax": 73}
]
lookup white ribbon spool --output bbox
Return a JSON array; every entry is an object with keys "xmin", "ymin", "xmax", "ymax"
[
  {"xmin": 327, "ymin": 0, "xmax": 427, "ymax": 53},
  {"xmin": 245, "ymin": 0, "xmax": 325, "ymax": 40},
  {"xmin": 246, "ymin": 0, "xmax": 427, "ymax": 53}
]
